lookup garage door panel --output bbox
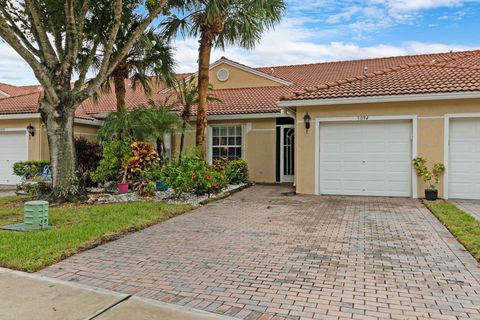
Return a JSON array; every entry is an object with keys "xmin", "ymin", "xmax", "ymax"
[
  {"xmin": 449, "ymin": 118, "xmax": 480, "ymax": 199},
  {"xmin": 0, "ymin": 130, "xmax": 28, "ymax": 185},
  {"xmin": 319, "ymin": 120, "xmax": 412, "ymax": 197}
]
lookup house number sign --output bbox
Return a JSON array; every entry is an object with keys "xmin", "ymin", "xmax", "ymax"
[{"xmin": 357, "ymin": 115, "xmax": 369, "ymax": 121}]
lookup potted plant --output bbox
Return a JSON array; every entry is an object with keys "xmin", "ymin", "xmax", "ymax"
[
  {"xmin": 118, "ymin": 158, "xmax": 130, "ymax": 194},
  {"xmin": 412, "ymin": 157, "xmax": 445, "ymax": 200}
]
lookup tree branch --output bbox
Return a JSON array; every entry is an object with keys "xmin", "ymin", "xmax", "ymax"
[
  {"xmin": 0, "ymin": 6, "xmax": 39, "ymax": 55},
  {"xmin": 25, "ymin": 0, "xmax": 58, "ymax": 67},
  {"xmin": 0, "ymin": 20, "xmax": 58, "ymax": 103},
  {"xmin": 79, "ymin": 0, "xmax": 168, "ymax": 101}
]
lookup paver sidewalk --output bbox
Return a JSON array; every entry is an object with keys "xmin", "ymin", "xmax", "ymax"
[
  {"xmin": 0, "ymin": 268, "xmax": 234, "ymax": 320},
  {"xmin": 451, "ymin": 199, "xmax": 480, "ymax": 221}
]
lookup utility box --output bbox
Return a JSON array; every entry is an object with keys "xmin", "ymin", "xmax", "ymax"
[{"xmin": 24, "ymin": 200, "xmax": 49, "ymax": 231}]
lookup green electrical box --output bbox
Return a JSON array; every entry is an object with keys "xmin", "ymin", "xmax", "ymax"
[{"xmin": 24, "ymin": 200, "xmax": 49, "ymax": 231}]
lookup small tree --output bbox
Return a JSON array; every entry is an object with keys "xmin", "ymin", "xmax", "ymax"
[
  {"xmin": 164, "ymin": 0, "xmax": 285, "ymax": 158},
  {"xmin": 134, "ymin": 100, "xmax": 182, "ymax": 160},
  {"xmin": 0, "ymin": 0, "xmax": 172, "ymax": 200},
  {"xmin": 413, "ymin": 157, "xmax": 445, "ymax": 191}
]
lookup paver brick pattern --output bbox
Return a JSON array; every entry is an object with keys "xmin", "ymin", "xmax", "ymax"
[
  {"xmin": 451, "ymin": 200, "xmax": 480, "ymax": 222},
  {"xmin": 40, "ymin": 185, "xmax": 480, "ymax": 320}
]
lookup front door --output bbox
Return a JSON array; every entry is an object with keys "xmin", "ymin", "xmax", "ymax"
[{"xmin": 280, "ymin": 125, "xmax": 295, "ymax": 183}]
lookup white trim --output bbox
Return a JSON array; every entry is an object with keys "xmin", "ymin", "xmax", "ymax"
[
  {"xmin": 278, "ymin": 92, "xmax": 480, "ymax": 108},
  {"xmin": 0, "ymin": 112, "xmax": 102, "ymax": 126},
  {"xmin": 314, "ymin": 115, "xmax": 418, "ymax": 198},
  {"xmin": 0, "ymin": 113, "xmax": 40, "ymax": 120},
  {"xmin": 207, "ymin": 123, "xmax": 246, "ymax": 165},
  {"xmin": 74, "ymin": 118, "xmax": 103, "ymax": 126},
  {"xmin": 279, "ymin": 125, "xmax": 295, "ymax": 183},
  {"xmin": 443, "ymin": 113, "xmax": 480, "ymax": 199}
]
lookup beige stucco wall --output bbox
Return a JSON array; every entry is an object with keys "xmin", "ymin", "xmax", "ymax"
[
  {"xmin": 172, "ymin": 118, "xmax": 277, "ymax": 183},
  {"xmin": 294, "ymin": 98, "xmax": 480, "ymax": 197},
  {"xmin": 0, "ymin": 117, "xmax": 100, "ymax": 163}
]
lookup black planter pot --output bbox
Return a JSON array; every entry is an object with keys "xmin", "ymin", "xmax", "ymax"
[{"xmin": 425, "ymin": 189, "xmax": 438, "ymax": 201}]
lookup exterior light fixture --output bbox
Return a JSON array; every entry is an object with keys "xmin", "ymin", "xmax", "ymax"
[
  {"xmin": 303, "ymin": 113, "xmax": 311, "ymax": 132},
  {"xmin": 26, "ymin": 124, "xmax": 35, "ymax": 137}
]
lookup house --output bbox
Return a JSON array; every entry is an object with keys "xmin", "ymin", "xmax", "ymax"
[{"xmin": 0, "ymin": 50, "xmax": 479, "ymax": 200}]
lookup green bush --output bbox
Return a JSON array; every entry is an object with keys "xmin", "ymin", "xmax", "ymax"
[
  {"xmin": 21, "ymin": 181, "xmax": 52, "ymax": 196},
  {"xmin": 13, "ymin": 161, "xmax": 50, "ymax": 178},
  {"xmin": 90, "ymin": 138, "xmax": 132, "ymax": 184},
  {"xmin": 75, "ymin": 137, "xmax": 102, "ymax": 187},
  {"xmin": 226, "ymin": 159, "xmax": 249, "ymax": 184},
  {"xmin": 164, "ymin": 155, "xmax": 228, "ymax": 198}
]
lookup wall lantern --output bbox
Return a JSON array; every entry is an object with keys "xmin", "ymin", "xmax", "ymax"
[
  {"xmin": 303, "ymin": 113, "xmax": 311, "ymax": 132},
  {"xmin": 26, "ymin": 124, "xmax": 35, "ymax": 137}
]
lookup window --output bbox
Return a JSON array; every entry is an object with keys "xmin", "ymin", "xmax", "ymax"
[{"xmin": 211, "ymin": 126, "xmax": 242, "ymax": 161}]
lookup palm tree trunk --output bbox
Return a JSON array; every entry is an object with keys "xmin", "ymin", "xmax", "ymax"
[
  {"xmin": 178, "ymin": 119, "xmax": 187, "ymax": 163},
  {"xmin": 113, "ymin": 66, "xmax": 128, "ymax": 113},
  {"xmin": 196, "ymin": 32, "xmax": 212, "ymax": 159}
]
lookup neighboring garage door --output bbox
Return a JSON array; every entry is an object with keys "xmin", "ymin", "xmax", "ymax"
[
  {"xmin": 0, "ymin": 130, "xmax": 28, "ymax": 185},
  {"xmin": 319, "ymin": 120, "xmax": 412, "ymax": 197},
  {"xmin": 448, "ymin": 118, "xmax": 480, "ymax": 199}
]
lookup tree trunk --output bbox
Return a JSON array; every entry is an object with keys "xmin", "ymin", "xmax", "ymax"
[
  {"xmin": 178, "ymin": 119, "xmax": 187, "ymax": 163},
  {"xmin": 40, "ymin": 101, "xmax": 80, "ymax": 201},
  {"xmin": 156, "ymin": 137, "xmax": 163, "ymax": 159},
  {"xmin": 195, "ymin": 33, "xmax": 213, "ymax": 159},
  {"xmin": 113, "ymin": 66, "xmax": 128, "ymax": 113}
]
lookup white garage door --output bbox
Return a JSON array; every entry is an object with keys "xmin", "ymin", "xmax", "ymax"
[
  {"xmin": 0, "ymin": 130, "xmax": 28, "ymax": 185},
  {"xmin": 448, "ymin": 118, "xmax": 480, "ymax": 199},
  {"xmin": 319, "ymin": 120, "xmax": 412, "ymax": 197}
]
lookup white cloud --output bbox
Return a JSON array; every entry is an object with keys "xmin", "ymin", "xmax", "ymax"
[
  {"xmin": 172, "ymin": 19, "xmax": 477, "ymax": 73},
  {"xmin": 0, "ymin": 42, "xmax": 37, "ymax": 85}
]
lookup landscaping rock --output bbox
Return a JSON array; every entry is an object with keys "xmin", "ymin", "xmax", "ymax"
[{"xmin": 85, "ymin": 183, "xmax": 250, "ymax": 206}]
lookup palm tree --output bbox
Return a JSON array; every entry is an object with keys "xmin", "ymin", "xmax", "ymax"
[
  {"xmin": 82, "ymin": 8, "xmax": 175, "ymax": 113},
  {"xmin": 171, "ymin": 77, "xmax": 220, "ymax": 161},
  {"xmin": 134, "ymin": 100, "xmax": 182, "ymax": 160},
  {"xmin": 164, "ymin": 0, "xmax": 285, "ymax": 158}
]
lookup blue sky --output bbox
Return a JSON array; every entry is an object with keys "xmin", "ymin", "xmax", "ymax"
[{"xmin": 1, "ymin": 0, "xmax": 480, "ymax": 85}]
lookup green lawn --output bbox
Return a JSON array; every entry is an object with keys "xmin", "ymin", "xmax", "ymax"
[
  {"xmin": 426, "ymin": 201, "xmax": 480, "ymax": 261},
  {"xmin": 0, "ymin": 196, "xmax": 193, "ymax": 272}
]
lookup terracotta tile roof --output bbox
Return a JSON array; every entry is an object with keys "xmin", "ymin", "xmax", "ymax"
[
  {"xmin": 2, "ymin": 50, "xmax": 480, "ymax": 117},
  {"xmin": 281, "ymin": 51, "xmax": 480, "ymax": 101},
  {"xmin": 0, "ymin": 83, "xmax": 35, "ymax": 98},
  {"xmin": 0, "ymin": 91, "xmax": 96, "ymax": 120},
  {"xmin": 255, "ymin": 51, "xmax": 476, "ymax": 87}
]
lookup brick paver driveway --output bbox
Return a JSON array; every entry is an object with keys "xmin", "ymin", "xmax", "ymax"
[{"xmin": 40, "ymin": 185, "xmax": 480, "ymax": 320}]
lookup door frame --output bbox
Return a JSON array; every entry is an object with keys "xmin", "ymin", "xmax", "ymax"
[
  {"xmin": 314, "ymin": 115, "xmax": 418, "ymax": 197},
  {"xmin": 443, "ymin": 113, "xmax": 480, "ymax": 199},
  {"xmin": 278, "ymin": 124, "xmax": 294, "ymax": 183}
]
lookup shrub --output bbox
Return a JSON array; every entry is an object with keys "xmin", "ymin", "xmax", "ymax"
[
  {"xmin": 412, "ymin": 157, "xmax": 445, "ymax": 191},
  {"xmin": 91, "ymin": 138, "xmax": 132, "ymax": 184},
  {"xmin": 75, "ymin": 137, "xmax": 102, "ymax": 187},
  {"xmin": 20, "ymin": 181, "xmax": 52, "ymax": 196},
  {"xmin": 13, "ymin": 161, "xmax": 50, "ymax": 178},
  {"xmin": 226, "ymin": 159, "xmax": 249, "ymax": 184},
  {"xmin": 129, "ymin": 141, "xmax": 160, "ymax": 174},
  {"xmin": 164, "ymin": 155, "xmax": 227, "ymax": 198}
]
